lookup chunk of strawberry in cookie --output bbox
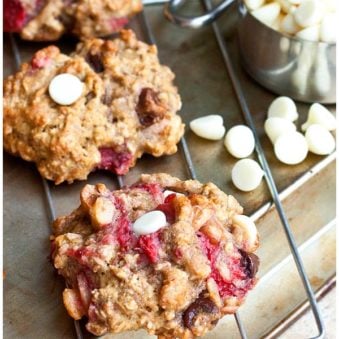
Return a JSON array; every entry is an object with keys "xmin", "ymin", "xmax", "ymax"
[
  {"xmin": 137, "ymin": 231, "xmax": 161, "ymax": 263},
  {"xmin": 98, "ymin": 147, "xmax": 134, "ymax": 175},
  {"xmin": 108, "ymin": 17, "xmax": 129, "ymax": 32},
  {"xmin": 4, "ymin": 0, "xmax": 27, "ymax": 31}
]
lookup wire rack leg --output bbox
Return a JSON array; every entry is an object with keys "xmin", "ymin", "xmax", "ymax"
[{"xmin": 200, "ymin": 0, "xmax": 325, "ymax": 338}]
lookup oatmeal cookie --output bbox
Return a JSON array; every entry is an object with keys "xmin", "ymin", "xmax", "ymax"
[
  {"xmin": 51, "ymin": 173, "xmax": 260, "ymax": 338},
  {"xmin": 3, "ymin": 30, "xmax": 184, "ymax": 184},
  {"xmin": 4, "ymin": 0, "xmax": 142, "ymax": 41}
]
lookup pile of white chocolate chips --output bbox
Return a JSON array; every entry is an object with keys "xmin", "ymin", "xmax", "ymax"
[
  {"xmin": 189, "ymin": 97, "xmax": 336, "ymax": 192},
  {"xmin": 245, "ymin": 0, "xmax": 336, "ymax": 42}
]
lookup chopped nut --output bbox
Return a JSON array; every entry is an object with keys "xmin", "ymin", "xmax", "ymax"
[
  {"xmin": 232, "ymin": 215, "xmax": 259, "ymax": 252},
  {"xmin": 90, "ymin": 197, "xmax": 115, "ymax": 229},
  {"xmin": 164, "ymin": 310, "xmax": 176, "ymax": 320},
  {"xmin": 63, "ymin": 288, "xmax": 86, "ymax": 320},
  {"xmin": 192, "ymin": 207, "xmax": 214, "ymax": 231},
  {"xmin": 215, "ymin": 260, "xmax": 231, "ymax": 281},
  {"xmin": 80, "ymin": 184, "xmax": 110, "ymax": 211},
  {"xmin": 200, "ymin": 222, "xmax": 223, "ymax": 244},
  {"xmin": 206, "ymin": 278, "xmax": 222, "ymax": 308},
  {"xmin": 160, "ymin": 266, "xmax": 195, "ymax": 311}
]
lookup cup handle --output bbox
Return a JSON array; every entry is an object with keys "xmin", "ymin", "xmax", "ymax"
[{"xmin": 164, "ymin": 0, "xmax": 235, "ymax": 28}]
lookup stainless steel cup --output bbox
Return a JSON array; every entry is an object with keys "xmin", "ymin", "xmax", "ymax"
[
  {"xmin": 165, "ymin": 0, "xmax": 337, "ymax": 103},
  {"xmin": 237, "ymin": 2, "xmax": 336, "ymax": 103}
]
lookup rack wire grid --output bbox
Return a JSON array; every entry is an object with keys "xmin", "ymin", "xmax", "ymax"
[{"xmin": 7, "ymin": 0, "xmax": 335, "ymax": 338}]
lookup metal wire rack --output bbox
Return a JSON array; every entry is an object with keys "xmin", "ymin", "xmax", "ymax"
[{"xmin": 7, "ymin": 0, "xmax": 329, "ymax": 338}]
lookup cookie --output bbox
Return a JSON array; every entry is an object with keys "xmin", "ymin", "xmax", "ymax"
[
  {"xmin": 4, "ymin": 30, "xmax": 184, "ymax": 184},
  {"xmin": 4, "ymin": 0, "xmax": 142, "ymax": 41},
  {"xmin": 51, "ymin": 173, "xmax": 260, "ymax": 338}
]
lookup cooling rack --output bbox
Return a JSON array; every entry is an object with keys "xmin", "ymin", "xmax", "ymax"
[{"xmin": 4, "ymin": 0, "xmax": 336, "ymax": 338}]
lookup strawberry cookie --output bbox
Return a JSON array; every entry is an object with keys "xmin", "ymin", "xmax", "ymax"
[
  {"xmin": 4, "ymin": 0, "xmax": 142, "ymax": 41},
  {"xmin": 51, "ymin": 173, "xmax": 260, "ymax": 338},
  {"xmin": 3, "ymin": 30, "xmax": 183, "ymax": 184}
]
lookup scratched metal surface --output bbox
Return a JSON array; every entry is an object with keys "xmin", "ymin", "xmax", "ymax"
[{"xmin": 3, "ymin": 2, "xmax": 336, "ymax": 339}]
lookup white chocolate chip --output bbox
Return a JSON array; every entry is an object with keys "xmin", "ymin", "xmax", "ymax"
[
  {"xmin": 264, "ymin": 117, "xmax": 297, "ymax": 144},
  {"xmin": 275, "ymin": 0, "xmax": 294, "ymax": 13},
  {"xmin": 323, "ymin": 0, "xmax": 337, "ymax": 12},
  {"xmin": 247, "ymin": 0, "xmax": 335, "ymax": 40},
  {"xmin": 320, "ymin": 14, "xmax": 337, "ymax": 43},
  {"xmin": 232, "ymin": 215, "xmax": 259, "ymax": 252},
  {"xmin": 287, "ymin": 0, "xmax": 302, "ymax": 5},
  {"xmin": 231, "ymin": 159, "xmax": 264, "ymax": 192},
  {"xmin": 301, "ymin": 103, "xmax": 336, "ymax": 132},
  {"xmin": 133, "ymin": 211, "xmax": 168, "ymax": 235},
  {"xmin": 48, "ymin": 73, "xmax": 84, "ymax": 105},
  {"xmin": 280, "ymin": 13, "xmax": 300, "ymax": 34},
  {"xmin": 252, "ymin": 3, "xmax": 281, "ymax": 27},
  {"xmin": 268, "ymin": 96, "xmax": 298, "ymax": 121},
  {"xmin": 274, "ymin": 132, "xmax": 308, "ymax": 164},
  {"xmin": 224, "ymin": 125, "xmax": 255, "ymax": 159},
  {"xmin": 305, "ymin": 124, "xmax": 336, "ymax": 155},
  {"xmin": 190, "ymin": 115, "xmax": 225, "ymax": 140},
  {"xmin": 163, "ymin": 190, "xmax": 184, "ymax": 198},
  {"xmin": 207, "ymin": 278, "xmax": 223, "ymax": 308},
  {"xmin": 295, "ymin": 25, "xmax": 320, "ymax": 41},
  {"xmin": 244, "ymin": 0, "xmax": 265, "ymax": 11},
  {"xmin": 294, "ymin": 0, "xmax": 324, "ymax": 28},
  {"xmin": 270, "ymin": 13, "xmax": 285, "ymax": 30}
]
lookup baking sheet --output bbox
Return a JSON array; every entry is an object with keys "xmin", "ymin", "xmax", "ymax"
[{"xmin": 3, "ymin": 2, "xmax": 336, "ymax": 338}]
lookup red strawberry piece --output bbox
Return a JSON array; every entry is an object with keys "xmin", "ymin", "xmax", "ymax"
[
  {"xmin": 98, "ymin": 147, "xmax": 133, "ymax": 175},
  {"xmin": 137, "ymin": 231, "xmax": 161, "ymax": 263},
  {"xmin": 108, "ymin": 17, "xmax": 129, "ymax": 31},
  {"xmin": 4, "ymin": 0, "xmax": 27, "ymax": 32}
]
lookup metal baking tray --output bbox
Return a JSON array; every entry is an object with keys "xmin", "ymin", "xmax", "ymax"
[{"xmin": 3, "ymin": 1, "xmax": 336, "ymax": 338}]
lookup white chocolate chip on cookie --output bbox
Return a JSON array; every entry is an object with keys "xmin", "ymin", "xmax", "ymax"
[
  {"xmin": 133, "ymin": 211, "xmax": 168, "ymax": 235},
  {"xmin": 163, "ymin": 190, "xmax": 184, "ymax": 198},
  {"xmin": 49, "ymin": 73, "xmax": 84, "ymax": 105}
]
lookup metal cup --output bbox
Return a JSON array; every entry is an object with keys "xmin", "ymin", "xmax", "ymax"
[
  {"xmin": 237, "ymin": 2, "xmax": 336, "ymax": 103},
  {"xmin": 165, "ymin": 0, "xmax": 337, "ymax": 103}
]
